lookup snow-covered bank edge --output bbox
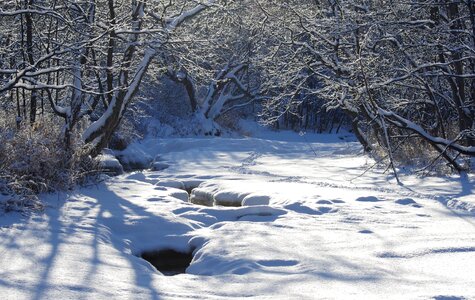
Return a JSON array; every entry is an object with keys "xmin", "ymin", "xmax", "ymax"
[{"xmin": 2, "ymin": 132, "xmax": 474, "ymax": 299}]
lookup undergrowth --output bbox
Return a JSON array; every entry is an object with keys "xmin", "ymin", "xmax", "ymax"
[{"xmin": 0, "ymin": 115, "xmax": 97, "ymax": 213}]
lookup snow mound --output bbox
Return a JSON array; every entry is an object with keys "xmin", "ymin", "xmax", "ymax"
[
  {"xmin": 167, "ymin": 189, "xmax": 189, "ymax": 202},
  {"xmin": 156, "ymin": 180, "xmax": 185, "ymax": 190},
  {"xmin": 355, "ymin": 196, "xmax": 382, "ymax": 202},
  {"xmin": 98, "ymin": 153, "xmax": 123, "ymax": 175},
  {"xmin": 395, "ymin": 198, "xmax": 422, "ymax": 208},
  {"xmin": 150, "ymin": 161, "xmax": 170, "ymax": 171},
  {"xmin": 235, "ymin": 205, "xmax": 286, "ymax": 219},
  {"xmin": 115, "ymin": 143, "xmax": 153, "ymax": 170},
  {"xmin": 182, "ymin": 179, "xmax": 204, "ymax": 192},
  {"xmin": 213, "ymin": 190, "xmax": 250, "ymax": 207},
  {"xmin": 189, "ymin": 187, "xmax": 217, "ymax": 206},
  {"xmin": 242, "ymin": 194, "xmax": 271, "ymax": 206},
  {"xmin": 193, "ymin": 205, "xmax": 287, "ymax": 223}
]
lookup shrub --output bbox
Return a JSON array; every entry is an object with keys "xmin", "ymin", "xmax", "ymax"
[{"xmin": 0, "ymin": 115, "xmax": 97, "ymax": 212}]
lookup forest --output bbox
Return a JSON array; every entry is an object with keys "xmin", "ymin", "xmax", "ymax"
[{"xmin": 0, "ymin": 1, "xmax": 475, "ymax": 299}]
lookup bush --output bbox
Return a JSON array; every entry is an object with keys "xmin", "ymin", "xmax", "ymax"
[
  {"xmin": 0, "ymin": 115, "xmax": 97, "ymax": 212},
  {"xmin": 367, "ymin": 123, "xmax": 472, "ymax": 175}
]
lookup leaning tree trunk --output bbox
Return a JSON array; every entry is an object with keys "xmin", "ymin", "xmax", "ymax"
[
  {"xmin": 82, "ymin": 1, "xmax": 154, "ymax": 156},
  {"xmin": 83, "ymin": 0, "xmax": 214, "ymax": 155},
  {"xmin": 83, "ymin": 49, "xmax": 156, "ymax": 156}
]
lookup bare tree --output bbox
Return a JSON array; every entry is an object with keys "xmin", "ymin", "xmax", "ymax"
[
  {"xmin": 158, "ymin": 2, "xmax": 263, "ymax": 134},
  {"xmin": 1, "ymin": 0, "xmax": 221, "ymax": 155},
  {"xmin": 255, "ymin": 0, "xmax": 475, "ymax": 172}
]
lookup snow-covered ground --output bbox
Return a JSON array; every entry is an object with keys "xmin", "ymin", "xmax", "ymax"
[{"xmin": 1, "ymin": 130, "xmax": 475, "ymax": 299}]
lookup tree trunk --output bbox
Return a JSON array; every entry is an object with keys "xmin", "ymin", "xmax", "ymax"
[
  {"xmin": 83, "ymin": 49, "xmax": 156, "ymax": 156},
  {"xmin": 25, "ymin": 0, "xmax": 36, "ymax": 124}
]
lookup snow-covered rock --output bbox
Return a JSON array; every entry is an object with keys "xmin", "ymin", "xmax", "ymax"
[
  {"xmin": 150, "ymin": 162, "xmax": 170, "ymax": 171},
  {"xmin": 153, "ymin": 154, "xmax": 165, "ymax": 162},
  {"xmin": 101, "ymin": 148, "xmax": 115, "ymax": 156},
  {"xmin": 167, "ymin": 189, "xmax": 189, "ymax": 202},
  {"xmin": 242, "ymin": 194, "xmax": 271, "ymax": 206},
  {"xmin": 98, "ymin": 153, "xmax": 123, "ymax": 175},
  {"xmin": 182, "ymin": 179, "xmax": 204, "ymax": 192},
  {"xmin": 156, "ymin": 180, "xmax": 185, "ymax": 190},
  {"xmin": 189, "ymin": 188, "xmax": 215, "ymax": 206},
  {"xmin": 115, "ymin": 143, "xmax": 153, "ymax": 170},
  {"xmin": 213, "ymin": 190, "xmax": 250, "ymax": 207}
]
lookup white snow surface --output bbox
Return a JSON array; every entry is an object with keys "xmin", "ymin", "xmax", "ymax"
[{"xmin": 1, "ymin": 130, "xmax": 475, "ymax": 299}]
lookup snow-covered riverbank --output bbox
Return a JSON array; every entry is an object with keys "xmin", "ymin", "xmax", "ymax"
[{"xmin": 1, "ymin": 132, "xmax": 474, "ymax": 299}]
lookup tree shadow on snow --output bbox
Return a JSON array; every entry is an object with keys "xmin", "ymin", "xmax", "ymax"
[{"xmin": 0, "ymin": 180, "xmax": 198, "ymax": 299}]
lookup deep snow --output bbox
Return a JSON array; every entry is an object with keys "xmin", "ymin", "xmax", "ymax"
[{"xmin": 1, "ymin": 129, "xmax": 474, "ymax": 299}]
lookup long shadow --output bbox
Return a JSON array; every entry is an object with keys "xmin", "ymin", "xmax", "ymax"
[
  {"xmin": 457, "ymin": 172, "xmax": 473, "ymax": 198},
  {"xmin": 79, "ymin": 187, "xmax": 158, "ymax": 300},
  {"xmin": 32, "ymin": 206, "xmax": 63, "ymax": 300},
  {"xmin": 75, "ymin": 180, "xmax": 198, "ymax": 299},
  {"xmin": 1, "ymin": 180, "xmax": 177, "ymax": 299},
  {"xmin": 0, "ymin": 211, "xmax": 42, "ymax": 296},
  {"xmin": 0, "ymin": 192, "xmax": 70, "ymax": 300},
  {"xmin": 5, "ymin": 135, "xmax": 470, "ymax": 298},
  {"xmin": 401, "ymin": 172, "xmax": 474, "ymax": 199}
]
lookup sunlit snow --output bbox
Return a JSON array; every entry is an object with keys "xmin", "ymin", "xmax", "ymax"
[{"xmin": 1, "ymin": 129, "xmax": 474, "ymax": 299}]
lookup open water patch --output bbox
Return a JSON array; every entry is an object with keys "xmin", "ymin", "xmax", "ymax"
[{"xmin": 140, "ymin": 248, "xmax": 195, "ymax": 275}]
